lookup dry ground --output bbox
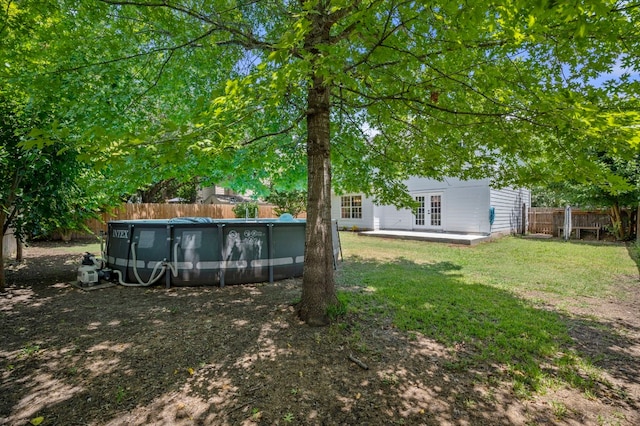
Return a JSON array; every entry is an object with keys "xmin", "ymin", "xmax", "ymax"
[{"xmin": 1, "ymin": 241, "xmax": 639, "ymax": 425}]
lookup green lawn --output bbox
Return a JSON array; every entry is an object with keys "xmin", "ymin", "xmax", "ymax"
[
  {"xmin": 335, "ymin": 233, "xmax": 639, "ymax": 397},
  {"xmin": 26, "ymin": 241, "xmax": 103, "ymax": 255}
]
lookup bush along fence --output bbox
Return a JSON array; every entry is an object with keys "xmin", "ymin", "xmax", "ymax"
[
  {"xmin": 67, "ymin": 203, "xmax": 305, "ymax": 240},
  {"xmin": 528, "ymin": 207, "xmax": 636, "ymax": 240}
]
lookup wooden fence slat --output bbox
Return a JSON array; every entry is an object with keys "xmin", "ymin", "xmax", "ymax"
[
  {"xmin": 71, "ymin": 203, "xmax": 304, "ymax": 240},
  {"xmin": 527, "ymin": 208, "xmax": 612, "ymax": 236},
  {"xmin": 73, "ymin": 205, "xmax": 619, "ymax": 240}
]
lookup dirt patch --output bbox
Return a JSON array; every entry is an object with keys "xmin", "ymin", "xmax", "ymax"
[{"xmin": 1, "ymin": 242, "xmax": 639, "ymax": 425}]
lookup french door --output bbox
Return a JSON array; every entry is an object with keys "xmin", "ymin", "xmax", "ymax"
[{"xmin": 414, "ymin": 193, "xmax": 442, "ymax": 230}]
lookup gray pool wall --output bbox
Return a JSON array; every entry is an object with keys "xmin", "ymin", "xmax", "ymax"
[{"xmin": 105, "ymin": 217, "xmax": 340, "ymax": 287}]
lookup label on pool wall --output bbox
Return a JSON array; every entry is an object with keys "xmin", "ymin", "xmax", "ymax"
[
  {"xmin": 112, "ymin": 229, "xmax": 129, "ymax": 239},
  {"xmin": 179, "ymin": 230, "xmax": 203, "ymax": 281},
  {"xmin": 223, "ymin": 229, "xmax": 265, "ymax": 265},
  {"xmin": 181, "ymin": 231, "xmax": 202, "ymax": 249}
]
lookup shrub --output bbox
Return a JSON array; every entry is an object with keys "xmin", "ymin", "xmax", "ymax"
[
  {"xmin": 266, "ymin": 190, "xmax": 306, "ymax": 218},
  {"xmin": 232, "ymin": 201, "xmax": 259, "ymax": 218}
]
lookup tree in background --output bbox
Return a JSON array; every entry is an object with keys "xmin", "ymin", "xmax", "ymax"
[
  {"xmin": 0, "ymin": 97, "xmax": 109, "ymax": 291},
  {"xmin": 529, "ymin": 89, "xmax": 639, "ymax": 241},
  {"xmin": 126, "ymin": 178, "xmax": 199, "ymax": 203},
  {"xmin": 232, "ymin": 201, "xmax": 259, "ymax": 219},
  {"xmin": 267, "ymin": 190, "xmax": 307, "ymax": 218},
  {"xmin": 8, "ymin": 1, "xmax": 640, "ymax": 323},
  {"xmin": 532, "ymin": 151, "xmax": 639, "ymax": 240}
]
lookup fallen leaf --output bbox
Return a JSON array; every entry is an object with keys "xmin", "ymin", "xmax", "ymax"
[{"xmin": 30, "ymin": 417, "xmax": 44, "ymax": 426}]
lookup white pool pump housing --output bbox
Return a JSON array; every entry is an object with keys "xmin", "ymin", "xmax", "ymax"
[
  {"xmin": 77, "ymin": 253, "xmax": 101, "ymax": 285},
  {"xmin": 77, "ymin": 264, "xmax": 99, "ymax": 285}
]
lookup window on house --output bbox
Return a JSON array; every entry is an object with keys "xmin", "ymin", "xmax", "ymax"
[
  {"xmin": 430, "ymin": 194, "xmax": 442, "ymax": 226},
  {"xmin": 415, "ymin": 196, "xmax": 425, "ymax": 226},
  {"xmin": 341, "ymin": 195, "xmax": 362, "ymax": 219}
]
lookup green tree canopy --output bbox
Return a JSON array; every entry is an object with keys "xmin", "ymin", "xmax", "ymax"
[
  {"xmin": 0, "ymin": 96, "xmax": 111, "ymax": 290},
  {"xmin": 5, "ymin": 0, "xmax": 639, "ymax": 322},
  {"xmin": 532, "ymin": 151, "xmax": 639, "ymax": 239}
]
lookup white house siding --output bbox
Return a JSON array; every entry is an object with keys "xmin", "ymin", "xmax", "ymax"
[
  {"xmin": 441, "ymin": 183, "xmax": 491, "ymax": 234},
  {"xmin": 377, "ymin": 204, "xmax": 414, "ymax": 230},
  {"xmin": 331, "ymin": 178, "xmax": 530, "ymax": 236},
  {"xmin": 489, "ymin": 187, "xmax": 531, "ymax": 235},
  {"xmin": 374, "ymin": 178, "xmax": 491, "ymax": 233},
  {"xmin": 372, "ymin": 207, "xmax": 382, "ymax": 230},
  {"xmin": 404, "ymin": 176, "xmax": 488, "ymax": 191}
]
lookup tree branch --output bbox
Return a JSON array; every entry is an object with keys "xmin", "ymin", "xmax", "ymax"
[
  {"xmin": 100, "ymin": 0, "xmax": 274, "ymax": 51},
  {"xmin": 2, "ymin": 170, "xmax": 22, "ymax": 236},
  {"xmin": 52, "ymin": 26, "xmax": 220, "ymax": 74},
  {"xmin": 100, "ymin": 0, "xmax": 215, "ymax": 24},
  {"xmin": 336, "ymin": 84, "xmax": 506, "ymax": 118},
  {"xmin": 343, "ymin": 4, "xmax": 410, "ymax": 74},
  {"xmin": 125, "ymin": 49, "xmax": 175, "ymax": 111},
  {"xmin": 611, "ymin": 2, "xmax": 640, "ymax": 13},
  {"xmin": 0, "ymin": 0, "xmax": 13, "ymax": 37},
  {"xmin": 240, "ymin": 113, "xmax": 306, "ymax": 146}
]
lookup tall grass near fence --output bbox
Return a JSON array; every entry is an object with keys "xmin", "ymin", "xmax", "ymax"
[{"xmin": 336, "ymin": 233, "xmax": 639, "ymax": 396}]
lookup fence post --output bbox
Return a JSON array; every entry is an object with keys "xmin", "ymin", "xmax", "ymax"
[{"xmin": 563, "ymin": 206, "xmax": 572, "ymax": 241}]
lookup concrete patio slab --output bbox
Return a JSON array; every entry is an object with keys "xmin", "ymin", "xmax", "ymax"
[{"xmin": 358, "ymin": 230, "xmax": 491, "ymax": 245}]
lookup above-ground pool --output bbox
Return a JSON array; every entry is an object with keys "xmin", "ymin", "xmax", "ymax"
[{"xmin": 104, "ymin": 217, "xmax": 340, "ymax": 287}]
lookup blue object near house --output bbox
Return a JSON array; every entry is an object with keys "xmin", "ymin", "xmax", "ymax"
[{"xmin": 489, "ymin": 206, "xmax": 496, "ymax": 231}]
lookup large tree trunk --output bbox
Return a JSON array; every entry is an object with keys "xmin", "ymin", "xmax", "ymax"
[
  {"xmin": 636, "ymin": 203, "xmax": 640, "ymax": 244},
  {"xmin": 296, "ymin": 6, "xmax": 339, "ymax": 326},
  {"xmin": 297, "ymin": 72, "xmax": 338, "ymax": 326},
  {"xmin": 0, "ymin": 209, "xmax": 6, "ymax": 292},
  {"xmin": 16, "ymin": 239, "xmax": 23, "ymax": 262}
]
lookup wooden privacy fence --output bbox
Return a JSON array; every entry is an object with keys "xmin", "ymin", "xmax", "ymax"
[
  {"xmin": 71, "ymin": 203, "xmax": 296, "ymax": 240},
  {"xmin": 528, "ymin": 208, "xmax": 612, "ymax": 237}
]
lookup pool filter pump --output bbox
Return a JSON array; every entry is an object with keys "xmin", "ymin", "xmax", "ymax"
[{"xmin": 77, "ymin": 252, "xmax": 100, "ymax": 285}]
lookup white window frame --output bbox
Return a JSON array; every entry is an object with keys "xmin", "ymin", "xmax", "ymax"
[{"xmin": 341, "ymin": 195, "xmax": 363, "ymax": 219}]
